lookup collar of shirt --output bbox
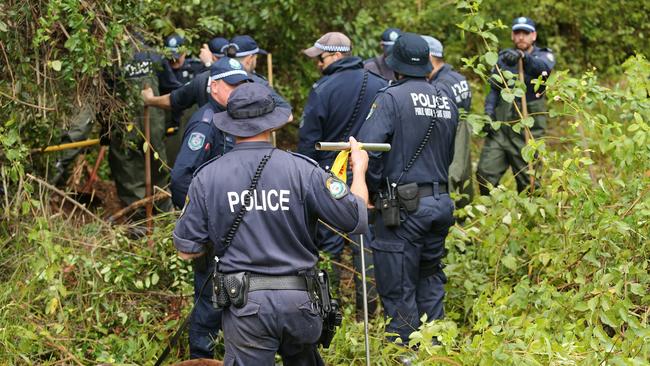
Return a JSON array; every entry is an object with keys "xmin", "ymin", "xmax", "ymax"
[
  {"xmin": 231, "ymin": 141, "xmax": 274, "ymax": 151},
  {"xmin": 430, "ymin": 63, "xmax": 451, "ymax": 82},
  {"xmin": 208, "ymin": 95, "xmax": 226, "ymax": 112},
  {"xmin": 322, "ymin": 56, "xmax": 364, "ymax": 76}
]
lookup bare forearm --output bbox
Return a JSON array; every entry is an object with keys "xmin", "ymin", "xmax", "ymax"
[
  {"xmin": 351, "ymin": 170, "xmax": 369, "ymax": 206},
  {"xmin": 146, "ymin": 94, "xmax": 172, "ymax": 110},
  {"xmin": 177, "ymin": 251, "xmax": 204, "ymax": 260}
]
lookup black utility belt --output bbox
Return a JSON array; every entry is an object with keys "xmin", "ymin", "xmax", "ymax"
[
  {"xmin": 213, "ymin": 272, "xmax": 309, "ymax": 309},
  {"xmin": 377, "ymin": 182, "xmax": 448, "ymax": 228}
]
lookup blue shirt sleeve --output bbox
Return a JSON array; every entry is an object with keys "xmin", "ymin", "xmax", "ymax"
[
  {"xmin": 525, "ymin": 50, "xmax": 556, "ymax": 78},
  {"xmin": 356, "ymin": 92, "xmax": 396, "ymax": 192},
  {"xmin": 170, "ymin": 122, "xmax": 216, "ymax": 208},
  {"xmin": 173, "ymin": 177, "xmax": 210, "ymax": 254},
  {"xmin": 484, "ymin": 85, "xmax": 499, "ymax": 118},
  {"xmin": 306, "ymin": 168, "xmax": 368, "ymax": 235},
  {"xmin": 170, "ymin": 72, "xmax": 205, "ymax": 111}
]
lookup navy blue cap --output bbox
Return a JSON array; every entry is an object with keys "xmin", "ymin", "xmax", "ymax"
[
  {"xmin": 208, "ymin": 37, "xmax": 229, "ymax": 57},
  {"xmin": 213, "ymin": 83, "xmax": 291, "ymax": 137},
  {"xmin": 225, "ymin": 35, "xmax": 268, "ymax": 57},
  {"xmin": 381, "ymin": 28, "xmax": 402, "ymax": 46},
  {"xmin": 512, "ymin": 17, "xmax": 536, "ymax": 32},
  {"xmin": 164, "ymin": 34, "xmax": 185, "ymax": 59},
  {"xmin": 209, "ymin": 57, "xmax": 252, "ymax": 86},
  {"xmin": 385, "ymin": 32, "xmax": 432, "ymax": 77}
]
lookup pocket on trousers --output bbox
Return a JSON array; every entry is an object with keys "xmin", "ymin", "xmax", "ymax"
[
  {"xmin": 229, "ymin": 299, "xmax": 260, "ymax": 318},
  {"xmin": 371, "ymin": 239, "xmax": 404, "ymax": 300}
]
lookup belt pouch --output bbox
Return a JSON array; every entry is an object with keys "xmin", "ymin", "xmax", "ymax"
[
  {"xmin": 397, "ymin": 182, "xmax": 420, "ymax": 212},
  {"xmin": 213, "ymin": 271, "xmax": 231, "ymax": 309},
  {"xmin": 225, "ymin": 272, "xmax": 249, "ymax": 308},
  {"xmin": 377, "ymin": 196, "xmax": 400, "ymax": 228}
]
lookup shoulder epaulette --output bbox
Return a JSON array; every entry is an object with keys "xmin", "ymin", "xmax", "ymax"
[
  {"xmin": 253, "ymin": 72, "xmax": 268, "ymax": 81},
  {"xmin": 200, "ymin": 108, "xmax": 213, "ymax": 124},
  {"xmin": 287, "ymin": 151, "xmax": 320, "ymax": 167}
]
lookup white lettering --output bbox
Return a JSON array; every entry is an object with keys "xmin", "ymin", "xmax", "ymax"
[
  {"xmin": 228, "ymin": 192, "xmax": 239, "ymax": 212},
  {"xmin": 280, "ymin": 190, "xmax": 290, "ymax": 211},
  {"xmin": 268, "ymin": 190, "xmax": 279, "ymax": 211},
  {"xmin": 242, "ymin": 191, "xmax": 254, "ymax": 211},
  {"xmin": 410, "ymin": 93, "xmax": 419, "ymax": 106}
]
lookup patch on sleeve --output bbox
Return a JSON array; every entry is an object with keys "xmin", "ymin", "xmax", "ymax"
[
  {"xmin": 188, "ymin": 132, "xmax": 206, "ymax": 151},
  {"xmin": 365, "ymin": 103, "xmax": 378, "ymax": 120},
  {"xmin": 547, "ymin": 53, "xmax": 554, "ymax": 62},
  {"xmin": 180, "ymin": 195, "xmax": 190, "ymax": 217},
  {"xmin": 326, "ymin": 176, "xmax": 348, "ymax": 199}
]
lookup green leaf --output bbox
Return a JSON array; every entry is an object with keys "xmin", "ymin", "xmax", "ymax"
[
  {"xmin": 522, "ymin": 116, "xmax": 535, "ymax": 127},
  {"xmin": 151, "ymin": 272, "xmax": 160, "ymax": 286},
  {"xmin": 501, "ymin": 90, "xmax": 515, "ymax": 104},
  {"xmin": 50, "ymin": 60, "xmax": 62, "ymax": 72},
  {"xmin": 45, "ymin": 297, "xmax": 58, "ymax": 315},
  {"xmin": 502, "ymin": 255, "xmax": 518, "ymax": 270},
  {"xmin": 0, "ymin": 20, "xmax": 7, "ymax": 32},
  {"xmin": 142, "ymin": 141, "xmax": 149, "ymax": 153},
  {"xmin": 485, "ymin": 51, "xmax": 498, "ymax": 66}
]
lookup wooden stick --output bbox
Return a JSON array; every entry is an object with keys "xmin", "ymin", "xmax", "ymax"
[
  {"xmin": 81, "ymin": 146, "xmax": 107, "ymax": 192},
  {"xmin": 267, "ymin": 53, "xmax": 277, "ymax": 147},
  {"xmin": 25, "ymin": 173, "xmax": 109, "ymax": 228},
  {"xmin": 518, "ymin": 57, "xmax": 536, "ymax": 193},
  {"xmin": 143, "ymin": 96, "xmax": 154, "ymax": 246},
  {"xmin": 107, "ymin": 190, "xmax": 170, "ymax": 222}
]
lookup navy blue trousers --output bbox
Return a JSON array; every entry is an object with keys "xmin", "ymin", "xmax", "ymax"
[
  {"xmin": 371, "ymin": 195, "xmax": 454, "ymax": 343},
  {"xmin": 222, "ymin": 290, "xmax": 324, "ymax": 366},
  {"xmin": 189, "ymin": 266, "xmax": 222, "ymax": 359}
]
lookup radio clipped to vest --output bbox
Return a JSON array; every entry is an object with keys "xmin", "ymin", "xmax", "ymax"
[{"xmin": 307, "ymin": 270, "xmax": 342, "ymax": 348}]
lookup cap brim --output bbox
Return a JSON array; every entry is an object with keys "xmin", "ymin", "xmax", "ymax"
[
  {"xmin": 221, "ymin": 73, "xmax": 253, "ymax": 86},
  {"xmin": 257, "ymin": 48, "xmax": 268, "ymax": 55},
  {"xmin": 302, "ymin": 46, "xmax": 323, "ymax": 58},
  {"xmin": 386, "ymin": 54, "xmax": 432, "ymax": 77},
  {"xmin": 512, "ymin": 24, "xmax": 535, "ymax": 32},
  {"xmin": 213, "ymin": 107, "xmax": 292, "ymax": 137}
]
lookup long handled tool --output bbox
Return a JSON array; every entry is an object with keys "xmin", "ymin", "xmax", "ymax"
[
  {"xmin": 267, "ymin": 53, "xmax": 277, "ymax": 148},
  {"xmin": 517, "ymin": 58, "xmax": 535, "ymax": 193},
  {"xmin": 359, "ymin": 234, "xmax": 371, "ymax": 366},
  {"xmin": 143, "ymin": 96, "xmax": 154, "ymax": 246}
]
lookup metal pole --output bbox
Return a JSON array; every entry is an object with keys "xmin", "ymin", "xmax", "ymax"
[
  {"xmin": 315, "ymin": 142, "xmax": 391, "ymax": 152},
  {"xmin": 359, "ymin": 234, "xmax": 371, "ymax": 366}
]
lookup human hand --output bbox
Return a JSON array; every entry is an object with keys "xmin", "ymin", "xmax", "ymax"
[
  {"xmin": 501, "ymin": 49, "xmax": 523, "ymax": 66},
  {"xmin": 199, "ymin": 44, "xmax": 213, "ymax": 67},
  {"xmin": 141, "ymin": 87, "xmax": 154, "ymax": 105},
  {"xmin": 349, "ymin": 136, "xmax": 368, "ymax": 175}
]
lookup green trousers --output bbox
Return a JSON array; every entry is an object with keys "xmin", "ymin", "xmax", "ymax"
[
  {"xmin": 448, "ymin": 119, "xmax": 474, "ymax": 208},
  {"xmin": 477, "ymin": 98, "xmax": 547, "ymax": 194},
  {"xmin": 50, "ymin": 103, "xmax": 96, "ymax": 186},
  {"xmin": 108, "ymin": 75, "xmax": 171, "ymax": 217}
]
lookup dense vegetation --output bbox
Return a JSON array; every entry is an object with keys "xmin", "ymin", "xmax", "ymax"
[{"xmin": 1, "ymin": 0, "xmax": 649, "ymax": 364}]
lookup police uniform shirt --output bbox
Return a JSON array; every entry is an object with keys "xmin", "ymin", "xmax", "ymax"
[
  {"xmin": 429, "ymin": 63, "xmax": 472, "ymax": 113},
  {"xmin": 485, "ymin": 46, "xmax": 555, "ymax": 117},
  {"xmin": 249, "ymin": 72, "xmax": 292, "ymax": 110},
  {"xmin": 173, "ymin": 142, "xmax": 368, "ymax": 275},
  {"xmin": 298, "ymin": 56, "xmax": 388, "ymax": 164},
  {"xmin": 170, "ymin": 70, "xmax": 211, "ymax": 113},
  {"xmin": 170, "ymin": 97, "xmax": 234, "ymax": 208},
  {"xmin": 358, "ymin": 78, "xmax": 459, "ymax": 192},
  {"xmin": 363, "ymin": 55, "xmax": 395, "ymax": 81}
]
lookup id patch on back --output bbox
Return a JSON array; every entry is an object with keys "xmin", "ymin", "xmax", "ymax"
[
  {"xmin": 188, "ymin": 132, "xmax": 206, "ymax": 151},
  {"xmin": 326, "ymin": 176, "xmax": 348, "ymax": 199}
]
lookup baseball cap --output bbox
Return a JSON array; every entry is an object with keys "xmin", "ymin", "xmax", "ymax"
[
  {"xmin": 208, "ymin": 37, "xmax": 229, "ymax": 57},
  {"xmin": 421, "ymin": 35, "xmax": 443, "ymax": 58},
  {"xmin": 303, "ymin": 32, "xmax": 352, "ymax": 58},
  {"xmin": 164, "ymin": 34, "xmax": 185, "ymax": 59},
  {"xmin": 208, "ymin": 57, "xmax": 252, "ymax": 85},
  {"xmin": 385, "ymin": 32, "xmax": 432, "ymax": 77},
  {"xmin": 226, "ymin": 35, "xmax": 268, "ymax": 57},
  {"xmin": 381, "ymin": 28, "xmax": 402, "ymax": 46},
  {"xmin": 512, "ymin": 17, "xmax": 536, "ymax": 32},
  {"xmin": 213, "ymin": 83, "xmax": 292, "ymax": 137}
]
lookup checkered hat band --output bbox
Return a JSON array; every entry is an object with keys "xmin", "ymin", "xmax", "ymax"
[
  {"xmin": 315, "ymin": 42, "xmax": 351, "ymax": 53},
  {"xmin": 380, "ymin": 41, "xmax": 395, "ymax": 46},
  {"xmin": 235, "ymin": 48, "xmax": 259, "ymax": 57},
  {"xmin": 209, "ymin": 70, "xmax": 248, "ymax": 82}
]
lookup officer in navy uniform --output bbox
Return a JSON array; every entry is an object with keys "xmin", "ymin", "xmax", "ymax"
[
  {"xmin": 173, "ymin": 82, "xmax": 369, "ymax": 365},
  {"xmin": 199, "ymin": 37, "xmax": 230, "ymax": 69},
  {"xmin": 478, "ymin": 17, "xmax": 555, "ymax": 194},
  {"xmin": 299, "ymin": 31, "xmax": 386, "ymax": 317},
  {"xmin": 170, "ymin": 57, "xmax": 252, "ymax": 359},
  {"xmin": 170, "ymin": 57, "xmax": 252, "ymax": 209},
  {"xmin": 422, "ymin": 35, "xmax": 474, "ymax": 209},
  {"xmin": 143, "ymin": 36, "xmax": 290, "ymax": 119},
  {"xmin": 364, "ymin": 28, "xmax": 401, "ymax": 81},
  {"xmin": 357, "ymin": 33, "xmax": 458, "ymax": 344},
  {"xmin": 223, "ymin": 35, "xmax": 291, "ymax": 110}
]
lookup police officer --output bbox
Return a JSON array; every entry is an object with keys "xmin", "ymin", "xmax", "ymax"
[
  {"xmin": 106, "ymin": 36, "xmax": 172, "ymax": 219},
  {"xmin": 199, "ymin": 37, "xmax": 229, "ymax": 68},
  {"xmin": 357, "ymin": 33, "xmax": 458, "ymax": 344},
  {"xmin": 477, "ymin": 17, "xmax": 555, "ymax": 194},
  {"xmin": 170, "ymin": 57, "xmax": 252, "ymax": 208},
  {"xmin": 169, "ymin": 57, "xmax": 252, "ymax": 359},
  {"xmin": 422, "ymin": 35, "xmax": 474, "ymax": 209},
  {"xmin": 300, "ymin": 31, "xmax": 386, "ymax": 316},
  {"xmin": 364, "ymin": 28, "xmax": 401, "ymax": 81},
  {"xmin": 223, "ymin": 35, "xmax": 291, "ymax": 110},
  {"xmin": 173, "ymin": 82, "xmax": 369, "ymax": 364}
]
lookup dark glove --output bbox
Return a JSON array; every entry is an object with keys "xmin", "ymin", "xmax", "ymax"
[
  {"xmin": 501, "ymin": 49, "xmax": 523, "ymax": 66},
  {"xmin": 482, "ymin": 113, "xmax": 497, "ymax": 136}
]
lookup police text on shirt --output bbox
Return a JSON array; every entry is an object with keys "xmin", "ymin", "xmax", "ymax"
[
  {"xmin": 227, "ymin": 189, "xmax": 290, "ymax": 212},
  {"xmin": 410, "ymin": 93, "xmax": 452, "ymax": 119}
]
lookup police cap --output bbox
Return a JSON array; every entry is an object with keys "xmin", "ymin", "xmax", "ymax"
[
  {"xmin": 209, "ymin": 57, "xmax": 252, "ymax": 85},
  {"xmin": 208, "ymin": 37, "xmax": 229, "ymax": 57},
  {"xmin": 385, "ymin": 32, "xmax": 432, "ymax": 77},
  {"xmin": 420, "ymin": 35, "xmax": 443, "ymax": 58},
  {"xmin": 213, "ymin": 83, "xmax": 291, "ymax": 137},
  {"xmin": 164, "ymin": 34, "xmax": 185, "ymax": 59},
  {"xmin": 226, "ymin": 35, "xmax": 268, "ymax": 57},
  {"xmin": 303, "ymin": 32, "xmax": 352, "ymax": 58},
  {"xmin": 512, "ymin": 17, "xmax": 536, "ymax": 32}
]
